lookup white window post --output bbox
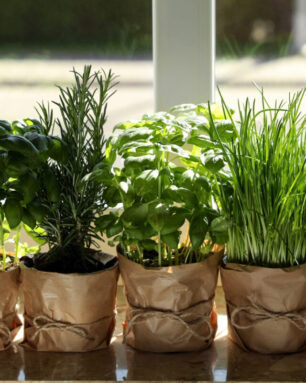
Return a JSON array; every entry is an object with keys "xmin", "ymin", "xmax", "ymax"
[{"xmin": 153, "ymin": 0, "xmax": 216, "ymax": 111}]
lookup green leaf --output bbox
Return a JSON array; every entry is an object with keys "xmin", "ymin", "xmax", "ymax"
[
  {"xmin": 180, "ymin": 169, "xmax": 211, "ymax": 192},
  {"xmin": 169, "ymin": 103, "xmax": 197, "ymax": 117},
  {"xmin": 4, "ymin": 198, "xmax": 23, "ymax": 229},
  {"xmin": 95, "ymin": 214, "xmax": 117, "ymax": 231},
  {"xmin": 0, "ymin": 120, "xmax": 12, "ymax": 134},
  {"xmin": 105, "ymin": 141, "xmax": 116, "ymax": 167},
  {"xmin": 24, "ymin": 132, "xmax": 52, "ymax": 153},
  {"xmin": 211, "ymin": 120, "xmax": 236, "ymax": 142},
  {"xmin": 27, "ymin": 199, "xmax": 47, "ymax": 223},
  {"xmin": 104, "ymin": 186, "xmax": 121, "ymax": 207},
  {"xmin": 161, "ymin": 231, "xmax": 180, "ymax": 249},
  {"xmin": 201, "ymin": 150, "xmax": 224, "ymax": 173},
  {"xmin": 124, "ymin": 154, "xmax": 156, "ymax": 170},
  {"xmin": 162, "ymin": 185, "xmax": 197, "ymax": 206},
  {"xmin": 93, "ymin": 162, "xmax": 114, "ymax": 186},
  {"xmin": 189, "ymin": 213, "xmax": 209, "ymax": 249},
  {"xmin": 121, "ymin": 203, "xmax": 149, "ymax": 226},
  {"xmin": 140, "ymin": 239, "xmax": 157, "ymax": 251},
  {"xmin": 43, "ymin": 169, "xmax": 60, "ymax": 203},
  {"xmin": 18, "ymin": 172, "xmax": 40, "ymax": 204},
  {"xmin": 48, "ymin": 137, "xmax": 69, "ymax": 163},
  {"xmin": 125, "ymin": 227, "xmax": 146, "ymax": 240},
  {"xmin": 148, "ymin": 203, "xmax": 170, "ymax": 231},
  {"xmin": 6, "ymin": 152, "xmax": 29, "ymax": 177},
  {"xmin": 0, "ymin": 134, "xmax": 39, "ymax": 158},
  {"xmin": 106, "ymin": 220, "xmax": 123, "ymax": 237},
  {"xmin": 126, "ymin": 224, "xmax": 156, "ymax": 241},
  {"xmin": 210, "ymin": 216, "xmax": 231, "ymax": 233},
  {"xmin": 160, "ymin": 214, "xmax": 185, "ymax": 235},
  {"xmin": 23, "ymin": 224, "xmax": 46, "ymax": 245},
  {"xmin": 22, "ymin": 209, "xmax": 36, "ymax": 229},
  {"xmin": 117, "ymin": 127, "xmax": 153, "ymax": 147},
  {"xmin": 134, "ymin": 169, "xmax": 159, "ymax": 195},
  {"xmin": 187, "ymin": 135, "xmax": 218, "ymax": 149}
]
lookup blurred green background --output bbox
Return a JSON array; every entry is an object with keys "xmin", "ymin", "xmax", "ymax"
[{"xmin": 0, "ymin": 0, "xmax": 295, "ymax": 58}]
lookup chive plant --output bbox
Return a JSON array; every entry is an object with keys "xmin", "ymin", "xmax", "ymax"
[{"xmin": 210, "ymin": 89, "xmax": 306, "ymax": 267}]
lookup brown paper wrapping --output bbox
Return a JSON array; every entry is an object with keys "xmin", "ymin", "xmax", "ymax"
[
  {"xmin": 0, "ymin": 267, "xmax": 21, "ymax": 350},
  {"xmin": 119, "ymin": 249, "xmax": 222, "ymax": 353},
  {"xmin": 20, "ymin": 262, "xmax": 119, "ymax": 352},
  {"xmin": 221, "ymin": 262, "xmax": 306, "ymax": 354}
]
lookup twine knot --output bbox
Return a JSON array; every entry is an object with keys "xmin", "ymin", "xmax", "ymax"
[
  {"xmin": 230, "ymin": 300, "xmax": 306, "ymax": 331},
  {"xmin": 123, "ymin": 299, "xmax": 214, "ymax": 343},
  {"xmin": 28, "ymin": 314, "xmax": 95, "ymax": 341}
]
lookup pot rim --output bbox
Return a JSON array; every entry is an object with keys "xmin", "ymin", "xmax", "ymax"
[{"xmin": 21, "ymin": 251, "xmax": 119, "ymax": 277}]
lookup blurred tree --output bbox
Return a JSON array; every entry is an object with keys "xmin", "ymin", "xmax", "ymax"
[{"xmin": 0, "ymin": 0, "xmax": 152, "ymax": 56}]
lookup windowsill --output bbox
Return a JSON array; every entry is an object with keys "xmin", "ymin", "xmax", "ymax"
[{"xmin": 1, "ymin": 286, "xmax": 305, "ymax": 382}]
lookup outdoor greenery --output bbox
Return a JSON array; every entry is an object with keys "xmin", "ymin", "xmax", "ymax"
[
  {"xmin": 208, "ymin": 89, "xmax": 306, "ymax": 267},
  {"xmin": 0, "ymin": 0, "xmax": 295, "ymax": 58},
  {"xmin": 0, "ymin": 0, "xmax": 152, "ymax": 58},
  {"xmin": 94, "ymin": 103, "xmax": 234, "ymax": 267},
  {"xmin": 0, "ymin": 118, "xmax": 65, "ymax": 270},
  {"xmin": 30, "ymin": 66, "xmax": 117, "ymax": 273}
]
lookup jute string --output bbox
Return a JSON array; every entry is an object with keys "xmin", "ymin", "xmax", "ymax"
[
  {"xmin": 123, "ymin": 299, "xmax": 214, "ymax": 343},
  {"xmin": 26, "ymin": 314, "xmax": 114, "ymax": 341},
  {"xmin": 230, "ymin": 300, "xmax": 306, "ymax": 331}
]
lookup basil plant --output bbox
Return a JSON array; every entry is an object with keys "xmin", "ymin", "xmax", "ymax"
[
  {"xmin": 95, "ymin": 103, "xmax": 235, "ymax": 267},
  {"xmin": 0, "ymin": 119, "xmax": 66, "ymax": 270}
]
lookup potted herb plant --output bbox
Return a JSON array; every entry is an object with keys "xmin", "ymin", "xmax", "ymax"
[
  {"xmin": 20, "ymin": 66, "xmax": 119, "ymax": 352},
  {"xmin": 0, "ymin": 118, "xmax": 61, "ymax": 350},
  {"xmin": 95, "ymin": 108, "xmax": 229, "ymax": 352},
  {"xmin": 208, "ymin": 89, "xmax": 306, "ymax": 354}
]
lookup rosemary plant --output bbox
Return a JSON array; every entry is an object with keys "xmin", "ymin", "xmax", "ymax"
[
  {"xmin": 211, "ymin": 89, "xmax": 306, "ymax": 267},
  {"xmin": 33, "ymin": 66, "xmax": 117, "ymax": 273}
]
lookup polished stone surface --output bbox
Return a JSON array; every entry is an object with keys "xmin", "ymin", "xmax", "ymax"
[{"xmin": 0, "ymin": 287, "xmax": 305, "ymax": 381}]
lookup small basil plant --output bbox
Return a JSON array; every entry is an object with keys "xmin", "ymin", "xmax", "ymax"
[
  {"xmin": 94, "ymin": 103, "xmax": 234, "ymax": 267},
  {"xmin": 0, "ymin": 119, "xmax": 66, "ymax": 270}
]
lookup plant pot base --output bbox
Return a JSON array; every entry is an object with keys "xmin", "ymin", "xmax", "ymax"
[
  {"xmin": 0, "ymin": 267, "xmax": 21, "ymax": 351},
  {"xmin": 221, "ymin": 262, "xmax": 306, "ymax": 354},
  {"xmin": 21, "ymin": 262, "xmax": 119, "ymax": 352},
  {"xmin": 119, "ymin": 251, "xmax": 222, "ymax": 353}
]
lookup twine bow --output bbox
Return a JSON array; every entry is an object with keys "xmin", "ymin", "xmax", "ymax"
[
  {"xmin": 230, "ymin": 300, "xmax": 306, "ymax": 331},
  {"xmin": 27, "ymin": 314, "xmax": 95, "ymax": 341},
  {"xmin": 123, "ymin": 300, "xmax": 214, "ymax": 343}
]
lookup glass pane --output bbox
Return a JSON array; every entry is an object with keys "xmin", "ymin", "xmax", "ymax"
[
  {"xmin": 0, "ymin": 0, "xmax": 153, "ymax": 137},
  {"xmin": 216, "ymin": 0, "xmax": 306, "ymax": 106}
]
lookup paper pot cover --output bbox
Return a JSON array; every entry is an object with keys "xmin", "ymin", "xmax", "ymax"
[
  {"xmin": 0, "ymin": 268, "xmax": 21, "ymax": 350},
  {"xmin": 119, "ymin": 249, "xmax": 222, "ymax": 353},
  {"xmin": 221, "ymin": 262, "xmax": 306, "ymax": 354},
  {"xmin": 20, "ymin": 262, "xmax": 119, "ymax": 352}
]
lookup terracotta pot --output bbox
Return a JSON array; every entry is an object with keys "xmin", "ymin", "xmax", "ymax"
[
  {"xmin": 221, "ymin": 262, "xmax": 306, "ymax": 354},
  {"xmin": 20, "ymin": 260, "xmax": 119, "ymax": 352},
  {"xmin": 0, "ymin": 267, "xmax": 21, "ymax": 350},
  {"xmin": 119, "ymin": 248, "xmax": 223, "ymax": 353}
]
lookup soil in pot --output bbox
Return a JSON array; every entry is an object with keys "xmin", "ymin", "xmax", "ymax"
[
  {"xmin": 221, "ymin": 261, "xmax": 306, "ymax": 354},
  {"xmin": 20, "ymin": 250, "xmax": 119, "ymax": 352},
  {"xmin": 119, "ymin": 246, "xmax": 223, "ymax": 353},
  {"xmin": 0, "ymin": 254, "xmax": 21, "ymax": 351}
]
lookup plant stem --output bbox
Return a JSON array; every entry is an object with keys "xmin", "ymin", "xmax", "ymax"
[
  {"xmin": 0, "ymin": 214, "xmax": 6, "ymax": 271},
  {"xmin": 14, "ymin": 224, "xmax": 21, "ymax": 265},
  {"xmin": 158, "ymin": 232, "xmax": 162, "ymax": 266}
]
